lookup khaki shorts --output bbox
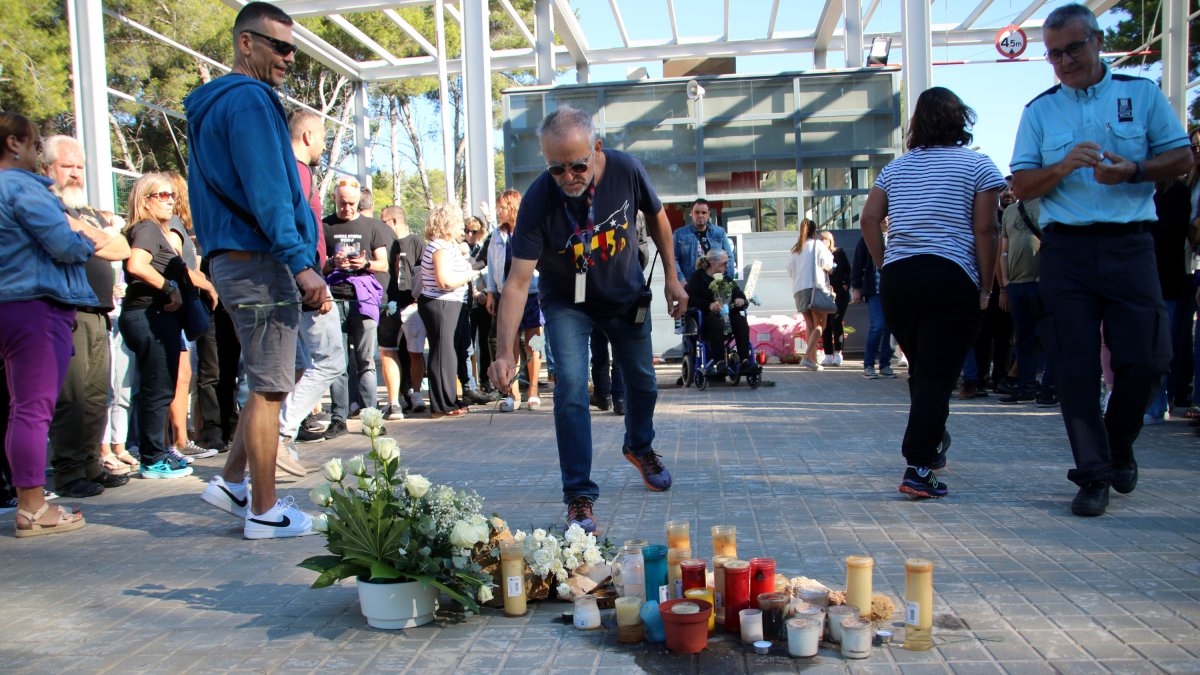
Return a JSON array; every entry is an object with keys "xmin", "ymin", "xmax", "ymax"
[
  {"xmin": 400, "ymin": 302, "xmax": 426, "ymax": 353},
  {"xmin": 210, "ymin": 251, "xmax": 300, "ymax": 394}
]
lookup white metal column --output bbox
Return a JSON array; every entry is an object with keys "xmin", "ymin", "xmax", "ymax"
[
  {"xmin": 845, "ymin": 0, "xmax": 864, "ymax": 68},
  {"xmin": 463, "ymin": 0, "xmax": 496, "ymax": 211},
  {"xmin": 535, "ymin": 0, "xmax": 555, "ymax": 85},
  {"xmin": 900, "ymin": 0, "xmax": 932, "ymax": 128},
  {"xmin": 68, "ymin": 0, "xmax": 115, "ymax": 211},
  {"xmin": 435, "ymin": 0, "xmax": 455, "ymax": 202},
  {"xmin": 353, "ymin": 82, "xmax": 370, "ymax": 189},
  {"xmin": 1161, "ymin": 0, "xmax": 1188, "ymax": 125}
]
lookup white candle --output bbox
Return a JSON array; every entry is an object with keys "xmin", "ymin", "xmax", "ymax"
[
  {"xmin": 740, "ymin": 608, "xmax": 764, "ymax": 643},
  {"xmin": 786, "ymin": 618, "xmax": 821, "ymax": 658},
  {"xmin": 840, "ymin": 617, "xmax": 872, "ymax": 659}
]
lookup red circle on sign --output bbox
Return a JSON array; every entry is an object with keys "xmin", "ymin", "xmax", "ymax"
[{"xmin": 995, "ymin": 25, "xmax": 1028, "ymax": 59}]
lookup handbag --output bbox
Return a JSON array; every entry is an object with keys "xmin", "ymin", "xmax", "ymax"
[
  {"xmin": 178, "ymin": 275, "xmax": 211, "ymax": 341},
  {"xmin": 809, "ymin": 241, "xmax": 838, "ymax": 313}
]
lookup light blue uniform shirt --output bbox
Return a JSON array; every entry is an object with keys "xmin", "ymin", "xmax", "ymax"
[{"xmin": 1010, "ymin": 66, "xmax": 1189, "ymax": 226}]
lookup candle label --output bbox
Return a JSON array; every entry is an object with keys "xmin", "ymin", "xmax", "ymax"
[
  {"xmin": 673, "ymin": 579, "xmax": 682, "ymax": 598},
  {"xmin": 507, "ymin": 575, "xmax": 523, "ymax": 597},
  {"xmin": 906, "ymin": 601, "xmax": 919, "ymax": 626},
  {"xmin": 658, "ymin": 585, "xmax": 669, "ymax": 603}
]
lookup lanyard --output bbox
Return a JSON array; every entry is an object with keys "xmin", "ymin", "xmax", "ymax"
[{"xmin": 562, "ymin": 183, "xmax": 596, "ymax": 274}]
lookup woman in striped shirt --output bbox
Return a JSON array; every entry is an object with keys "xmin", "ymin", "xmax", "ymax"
[{"xmin": 860, "ymin": 86, "xmax": 1006, "ymax": 500}]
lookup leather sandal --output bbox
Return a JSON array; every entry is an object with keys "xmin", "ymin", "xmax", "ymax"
[
  {"xmin": 15, "ymin": 503, "xmax": 86, "ymax": 538},
  {"xmin": 100, "ymin": 454, "xmax": 131, "ymax": 476},
  {"xmin": 114, "ymin": 450, "xmax": 140, "ymax": 471}
]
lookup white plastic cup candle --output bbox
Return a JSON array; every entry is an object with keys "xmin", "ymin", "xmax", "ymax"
[
  {"xmin": 739, "ymin": 608, "xmax": 764, "ymax": 643},
  {"xmin": 615, "ymin": 596, "xmax": 644, "ymax": 643},
  {"xmin": 826, "ymin": 604, "xmax": 858, "ymax": 643},
  {"xmin": 840, "ymin": 617, "xmax": 873, "ymax": 659},
  {"xmin": 786, "ymin": 618, "xmax": 821, "ymax": 658}
]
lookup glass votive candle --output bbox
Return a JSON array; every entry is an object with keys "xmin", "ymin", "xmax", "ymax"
[
  {"xmin": 786, "ymin": 618, "xmax": 821, "ymax": 658},
  {"xmin": 794, "ymin": 584, "xmax": 830, "ymax": 609},
  {"xmin": 757, "ymin": 592, "xmax": 790, "ymax": 640},
  {"xmin": 826, "ymin": 604, "xmax": 858, "ymax": 643},
  {"xmin": 498, "ymin": 539, "xmax": 527, "ymax": 618},
  {"xmin": 710, "ymin": 525, "xmax": 737, "ymax": 558},
  {"xmin": 615, "ymin": 597, "xmax": 644, "ymax": 643},
  {"xmin": 667, "ymin": 546, "xmax": 691, "ymax": 599},
  {"xmin": 739, "ymin": 608, "xmax": 764, "ymax": 643},
  {"xmin": 643, "ymin": 545, "xmax": 669, "ymax": 603},
  {"xmin": 844, "ymin": 556, "xmax": 874, "ymax": 619},
  {"xmin": 573, "ymin": 594, "xmax": 601, "ymax": 630},
  {"xmin": 623, "ymin": 538, "xmax": 649, "ymax": 549},
  {"xmin": 748, "ymin": 558, "xmax": 776, "ymax": 608},
  {"xmin": 680, "ymin": 559, "xmax": 707, "ymax": 595},
  {"xmin": 684, "ymin": 587, "xmax": 716, "ymax": 633},
  {"xmin": 840, "ymin": 617, "xmax": 873, "ymax": 659},
  {"xmin": 666, "ymin": 519, "xmax": 690, "ymax": 551},
  {"xmin": 712, "ymin": 555, "xmax": 734, "ymax": 626},
  {"xmin": 791, "ymin": 602, "xmax": 826, "ymax": 635}
]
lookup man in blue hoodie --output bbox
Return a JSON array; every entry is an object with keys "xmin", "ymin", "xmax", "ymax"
[{"xmin": 186, "ymin": 2, "xmax": 327, "ymax": 540}]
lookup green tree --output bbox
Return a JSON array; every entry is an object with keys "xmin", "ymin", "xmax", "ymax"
[
  {"xmin": 0, "ymin": 0, "xmax": 71, "ymax": 125},
  {"xmin": 1104, "ymin": 0, "xmax": 1200, "ymax": 121}
]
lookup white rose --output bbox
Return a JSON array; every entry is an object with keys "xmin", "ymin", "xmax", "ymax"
[
  {"xmin": 346, "ymin": 455, "xmax": 367, "ymax": 477},
  {"xmin": 528, "ymin": 335, "xmax": 545, "ymax": 352},
  {"xmin": 313, "ymin": 512, "xmax": 329, "ymax": 533},
  {"xmin": 513, "ymin": 530, "xmax": 527, "ymax": 542},
  {"xmin": 564, "ymin": 555, "xmax": 580, "ymax": 571},
  {"xmin": 583, "ymin": 548, "xmax": 602, "ymax": 566},
  {"xmin": 450, "ymin": 520, "xmax": 480, "ymax": 548},
  {"xmin": 359, "ymin": 407, "xmax": 384, "ymax": 430},
  {"xmin": 322, "ymin": 458, "xmax": 344, "ymax": 482},
  {"xmin": 712, "ymin": 272, "xmax": 724, "ymax": 281},
  {"xmin": 478, "ymin": 584, "xmax": 494, "ymax": 603},
  {"xmin": 405, "ymin": 474, "xmax": 432, "ymax": 499},
  {"xmin": 308, "ymin": 483, "xmax": 333, "ymax": 508},
  {"xmin": 557, "ymin": 582, "xmax": 572, "ymax": 597},
  {"xmin": 533, "ymin": 548, "xmax": 555, "ymax": 567},
  {"xmin": 532, "ymin": 529, "xmax": 547, "ymax": 542},
  {"xmin": 374, "ymin": 437, "xmax": 400, "ymax": 463}
]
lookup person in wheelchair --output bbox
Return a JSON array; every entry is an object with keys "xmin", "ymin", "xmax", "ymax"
[{"xmin": 683, "ymin": 249, "xmax": 759, "ymax": 376}]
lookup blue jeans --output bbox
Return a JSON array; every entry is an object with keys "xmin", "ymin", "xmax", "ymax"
[
  {"xmin": 544, "ymin": 302, "xmax": 657, "ymax": 504},
  {"xmin": 590, "ymin": 327, "xmax": 625, "ymax": 402},
  {"xmin": 863, "ymin": 294, "xmax": 893, "ymax": 368},
  {"xmin": 1007, "ymin": 281, "xmax": 1055, "ymax": 394}
]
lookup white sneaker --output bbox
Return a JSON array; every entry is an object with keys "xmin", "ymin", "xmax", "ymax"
[
  {"xmin": 408, "ymin": 391, "xmax": 427, "ymax": 413},
  {"xmin": 898, "ymin": 354, "xmax": 909, "ymax": 368},
  {"xmin": 834, "ymin": 352, "xmax": 844, "ymax": 366},
  {"xmin": 201, "ymin": 475, "xmax": 249, "ymax": 519},
  {"xmin": 243, "ymin": 497, "xmax": 317, "ymax": 540},
  {"xmin": 383, "ymin": 403, "xmax": 404, "ymax": 421},
  {"xmin": 499, "ymin": 396, "xmax": 515, "ymax": 412},
  {"xmin": 821, "ymin": 354, "xmax": 837, "ymax": 367}
]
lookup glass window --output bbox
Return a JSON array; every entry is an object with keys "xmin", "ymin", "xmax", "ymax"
[
  {"xmin": 603, "ymin": 85, "xmax": 690, "ymax": 124},
  {"xmin": 703, "ymin": 80, "xmax": 795, "ymax": 119}
]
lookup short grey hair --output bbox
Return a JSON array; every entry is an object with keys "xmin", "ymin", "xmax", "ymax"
[
  {"xmin": 698, "ymin": 247, "xmax": 729, "ymax": 270},
  {"xmin": 1044, "ymin": 3, "xmax": 1100, "ymax": 34},
  {"xmin": 537, "ymin": 105, "xmax": 597, "ymax": 142},
  {"xmin": 41, "ymin": 135, "xmax": 84, "ymax": 167}
]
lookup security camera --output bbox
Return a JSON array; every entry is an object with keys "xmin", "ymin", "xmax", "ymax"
[{"xmin": 687, "ymin": 80, "xmax": 705, "ymax": 100}]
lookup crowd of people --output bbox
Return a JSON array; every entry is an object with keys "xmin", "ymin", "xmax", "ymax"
[{"xmin": 1, "ymin": 3, "xmax": 1197, "ymax": 539}]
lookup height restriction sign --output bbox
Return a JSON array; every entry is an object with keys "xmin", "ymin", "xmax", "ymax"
[{"xmin": 995, "ymin": 25, "xmax": 1028, "ymax": 59}]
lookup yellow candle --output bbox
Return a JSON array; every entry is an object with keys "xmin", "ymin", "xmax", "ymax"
[
  {"xmin": 615, "ymin": 596, "xmax": 644, "ymax": 642},
  {"xmin": 904, "ymin": 559, "xmax": 934, "ymax": 651},
  {"xmin": 684, "ymin": 587, "xmax": 716, "ymax": 633},
  {"xmin": 712, "ymin": 555, "xmax": 733, "ymax": 625},
  {"xmin": 667, "ymin": 546, "xmax": 691, "ymax": 599},
  {"xmin": 710, "ymin": 525, "xmax": 737, "ymax": 559},
  {"xmin": 499, "ymin": 540, "xmax": 527, "ymax": 617},
  {"xmin": 666, "ymin": 520, "xmax": 690, "ymax": 551},
  {"xmin": 844, "ymin": 556, "xmax": 873, "ymax": 619}
]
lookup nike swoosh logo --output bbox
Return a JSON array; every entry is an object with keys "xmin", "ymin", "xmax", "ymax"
[
  {"xmin": 221, "ymin": 486, "xmax": 248, "ymax": 508},
  {"xmin": 248, "ymin": 515, "xmax": 291, "ymax": 528}
]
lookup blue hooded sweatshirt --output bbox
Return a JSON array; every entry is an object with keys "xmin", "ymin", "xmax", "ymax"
[{"xmin": 184, "ymin": 74, "xmax": 317, "ymax": 275}]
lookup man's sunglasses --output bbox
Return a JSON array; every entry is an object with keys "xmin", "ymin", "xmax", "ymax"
[
  {"xmin": 547, "ymin": 148, "xmax": 595, "ymax": 177},
  {"xmin": 1045, "ymin": 34, "xmax": 1095, "ymax": 64},
  {"xmin": 244, "ymin": 29, "xmax": 298, "ymax": 57}
]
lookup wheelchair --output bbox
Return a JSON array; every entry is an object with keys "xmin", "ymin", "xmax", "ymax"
[{"xmin": 679, "ymin": 306, "xmax": 762, "ymax": 390}]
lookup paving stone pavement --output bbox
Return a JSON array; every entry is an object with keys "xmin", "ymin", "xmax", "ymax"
[{"xmin": 1, "ymin": 362, "xmax": 1198, "ymax": 674}]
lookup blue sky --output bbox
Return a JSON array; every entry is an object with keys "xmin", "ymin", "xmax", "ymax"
[{"xmin": 379, "ymin": 0, "xmax": 1187, "ymax": 182}]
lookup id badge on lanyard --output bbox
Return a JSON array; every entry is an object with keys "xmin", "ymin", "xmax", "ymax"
[{"xmin": 565, "ymin": 185, "xmax": 596, "ymax": 304}]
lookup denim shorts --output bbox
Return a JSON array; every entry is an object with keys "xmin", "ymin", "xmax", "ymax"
[{"xmin": 210, "ymin": 251, "xmax": 300, "ymax": 394}]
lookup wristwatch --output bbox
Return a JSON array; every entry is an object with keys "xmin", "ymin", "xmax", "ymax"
[
  {"xmin": 1126, "ymin": 161, "xmax": 1145, "ymax": 184},
  {"xmin": 162, "ymin": 280, "xmax": 179, "ymax": 294}
]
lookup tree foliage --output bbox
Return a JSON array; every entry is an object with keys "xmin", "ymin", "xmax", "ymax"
[
  {"xmin": 0, "ymin": 0, "xmax": 72, "ymax": 124},
  {"xmin": 1104, "ymin": 0, "xmax": 1199, "ymax": 121}
]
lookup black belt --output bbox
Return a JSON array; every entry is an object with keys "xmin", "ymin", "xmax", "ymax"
[
  {"xmin": 76, "ymin": 306, "xmax": 111, "ymax": 315},
  {"xmin": 1044, "ymin": 221, "xmax": 1151, "ymax": 236}
]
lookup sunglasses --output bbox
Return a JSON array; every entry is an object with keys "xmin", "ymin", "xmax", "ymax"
[
  {"xmin": 244, "ymin": 29, "xmax": 298, "ymax": 57},
  {"xmin": 547, "ymin": 148, "xmax": 595, "ymax": 177},
  {"xmin": 1045, "ymin": 34, "xmax": 1094, "ymax": 64},
  {"xmin": 335, "ymin": 177, "xmax": 361, "ymax": 189},
  {"xmin": 466, "ymin": 228, "xmax": 482, "ymax": 234},
  {"xmin": 148, "ymin": 191, "xmax": 175, "ymax": 202}
]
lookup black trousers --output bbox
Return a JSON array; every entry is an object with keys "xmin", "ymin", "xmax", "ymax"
[
  {"xmin": 881, "ymin": 255, "xmax": 982, "ymax": 468},
  {"xmin": 418, "ymin": 296, "xmax": 463, "ymax": 414},
  {"xmin": 471, "ymin": 302, "xmax": 494, "ymax": 390},
  {"xmin": 48, "ymin": 312, "xmax": 110, "ymax": 486},
  {"xmin": 1038, "ymin": 229, "xmax": 1170, "ymax": 486},
  {"xmin": 192, "ymin": 310, "xmax": 223, "ymax": 448},
  {"xmin": 823, "ymin": 289, "xmax": 850, "ymax": 354},
  {"xmin": 214, "ymin": 303, "xmax": 242, "ymax": 444},
  {"xmin": 118, "ymin": 307, "xmax": 181, "ymax": 466},
  {"xmin": 973, "ymin": 288, "xmax": 1013, "ymax": 386},
  {"xmin": 455, "ymin": 302, "xmax": 471, "ymax": 386}
]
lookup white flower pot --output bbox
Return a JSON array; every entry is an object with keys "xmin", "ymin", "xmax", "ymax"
[{"xmin": 356, "ymin": 577, "xmax": 439, "ymax": 629}]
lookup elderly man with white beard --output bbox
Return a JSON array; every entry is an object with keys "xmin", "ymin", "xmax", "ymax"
[{"xmin": 41, "ymin": 136, "xmax": 133, "ymax": 498}]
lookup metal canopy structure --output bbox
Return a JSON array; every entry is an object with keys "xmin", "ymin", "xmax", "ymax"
[{"xmin": 73, "ymin": 0, "xmax": 1192, "ymax": 213}]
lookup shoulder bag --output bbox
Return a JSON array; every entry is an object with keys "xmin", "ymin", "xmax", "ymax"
[{"xmin": 809, "ymin": 242, "xmax": 838, "ymax": 313}]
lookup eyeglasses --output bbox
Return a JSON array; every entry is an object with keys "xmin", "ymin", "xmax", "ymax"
[
  {"xmin": 148, "ymin": 191, "xmax": 175, "ymax": 202},
  {"xmin": 243, "ymin": 29, "xmax": 298, "ymax": 57},
  {"xmin": 546, "ymin": 148, "xmax": 595, "ymax": 177},
  {"xmin": 1045, "ymin": 34, "xmax": 1095, "ymax": 64}
]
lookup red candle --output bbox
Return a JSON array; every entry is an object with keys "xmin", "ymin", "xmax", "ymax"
[
  {"xmin": 749, "ymin": 558, "xmax": 776, "ymax": 608},
  {"xmin": 722, "ymin": 559, "xmax": 751, "ymax": 633},
  {"xmin": 680, "ymin": 559, "xmax": 707, "ymax": 594}
]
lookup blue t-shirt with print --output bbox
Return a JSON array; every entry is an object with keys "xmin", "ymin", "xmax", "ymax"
[{"xmin": 511, "ymin": 148, "xmax": 662, "ymax": 315}]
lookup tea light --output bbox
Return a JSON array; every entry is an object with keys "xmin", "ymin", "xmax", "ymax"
[
  {"xmin": 752, "ymin": 640, "xmax": 771, "ymax": 655},
  {"xmin": 875, "ymin": 629, "xmax": 893, "ymax": 645},
  {"xmin": 739, "ymin": 608, "xmax": 764, "ymax": 643},
  {"xmin": 826, "ymin": 604, "xmax": 858, "ymax": 643},
  {"xmin": 615, "ymin": 597, "xmax": 644, "ymax": 644},
  {"xmin": 785, "ymin": 618, "xmax": 821, "ymax": 658},
  {"xmin": 840, "ymin": 617, "xmax": 872, "ymax": 659},
  {"xmin": 671, "ymin": 601, "xmax": 701, "ymax": 614}
]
